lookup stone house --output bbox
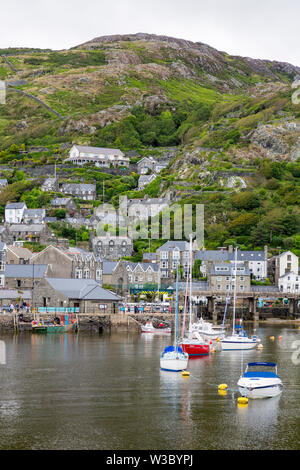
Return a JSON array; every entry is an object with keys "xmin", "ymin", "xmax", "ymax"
[
  {"xmin": 51, "ymin": 197, "xmax": 77, "ymax": 216},
  {"xmin": 41, "ymin": 177, "xmax": 59, "ymax": 192},
  {"xmin": 61, "ymin": 183, "xmax": 97, "ymax": 201},
  {"xmin": 137, "ymin": 156, "xmax": 167, "ymax": 175},
  {"xmin": 5, "ymin": 202, "xmax": 27, "ymax": 224},
  {"xmin": 156, "ymin": 240, "xmax": 190, "ymax": 279},
  {"xmin": 102, "ymin": 260, "xmax": 118, "ymax": 286},
  {"xmin": 208, "ymin": 263, "xmax": 251, "ymax": 294},
  {"xmin": 4, "ymin": 224, "xmax": 53, "ymax": 245},
  {"xmin": 138, "ymin": 174, "xmax": 157, "ymax": 190},
  {"xmin": 65, "ymin": 145, "xmax": 129, "ymax": 168},
  {"xmin": 32, "ymin": 278, "xmax": 121, "ymax": 313},
  {"xmin": 111, "ymin": 260, "xmax": 160, "ymax": 294},
  {"xmin": 4, "ymin": 263, "xmax": 50, "ymax": 289},
  {"xmin": 91, "ymin": 232, "xmax": 133, "ymax": 261},
  {"xmin": 126, "ymin": 194, "xmax": 170, "ymax": 221},
  {"xmin": 6, "ymin": 245, "xmax": 33, "ymax": 265},
  {"xmin": 29, "ymin": 244, "xmax": 102, "ymax": 282},
  {"xmin": 22, "ymin": 208, "xmax": 46, "ymax": 225},
  {"xmin": 195, "ymin": 246, "xmax": 268, "ymax": 281}
]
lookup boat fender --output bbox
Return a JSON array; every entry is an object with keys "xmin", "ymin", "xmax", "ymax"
[
  {"xmin": 257, "ymin": 344, "xmax": 263, "ymax": 350},
  {"xmin": 182, "ymin": 371, "xmax": 190, "ymax": 378},
  {"xmin": 238, "ymin": 397, "xmax": 248, "ymax": 405},
  {"xmin": 211, "ymin": 347, "xmax": 216, "ymax": 353},
  {"xmin": 218, "ymin": 384, "xmax": 228, "ymax": 391}
]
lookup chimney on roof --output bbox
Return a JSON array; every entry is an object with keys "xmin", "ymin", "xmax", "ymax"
[
  {"xmin": 228, "ymin": 245, "xmax": 233, "ymax": 254},
  {"xmin": 264, "ymin": 245, "xmax": 268, "ymax": 260}
]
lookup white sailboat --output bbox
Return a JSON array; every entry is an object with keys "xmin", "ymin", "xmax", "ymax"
[
  {"xmin": 221, "ymin": 247, "xmax": 260, "ymax": 351},
  {"xmin": 179, "ymin": 235, "xmax": 210, "ymax": 356},
  {"xmin": 160, "ymin": 266, "xmax": 189, "ymax": 372}
]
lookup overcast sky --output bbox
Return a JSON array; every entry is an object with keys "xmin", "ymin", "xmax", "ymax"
[{"xmin": 0, "ymin": 0, "xmax": 299, "ymax": 65}]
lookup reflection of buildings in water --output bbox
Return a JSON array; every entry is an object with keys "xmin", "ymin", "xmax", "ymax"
[{"xmin": 237, "ymin": 395, "xmax": 281, "ymax": 434}]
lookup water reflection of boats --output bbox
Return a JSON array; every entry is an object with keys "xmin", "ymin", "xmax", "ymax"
[{"xmin": 237, "ymin": 395, "xmax": 281, "ymax": 430}]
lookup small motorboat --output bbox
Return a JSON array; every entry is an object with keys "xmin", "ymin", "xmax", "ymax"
[
  {"xmin": 141, "ymin": 321, "xmax": 171, "ymax": 334},
  {"xmin": 160, "ymin": 345, "xmax": 189, "ymax": 372},
  {"xmin": 238, "ymin": 362, "xmax": 283, "ymax": 399}
]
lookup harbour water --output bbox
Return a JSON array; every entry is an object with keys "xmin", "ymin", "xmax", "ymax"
[{"xmin": 0, "ymin": 324, "xmax": 299, "ymax": 450}]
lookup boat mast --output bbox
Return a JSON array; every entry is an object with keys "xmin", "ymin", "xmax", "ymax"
[
  {"xmin": 181, "ymin": 241, "xmax": 190, "ymax": 340},
  {"xmin": 174, "ymin": 264, "xmax": 179, "ymax": 351},
  {"xmin": 189, "ymin": 234, "xmax": 193, "ymax": 332},
  {"xmin": 232, "ymin": 246, "xmax": 238, "ymax": 335}
]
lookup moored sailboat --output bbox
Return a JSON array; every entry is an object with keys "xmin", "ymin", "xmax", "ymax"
[
  {"xmin": 221, "ymin": 247, "xmax": 260, "ymax": 351},
  {"xmin": 160, "ymin": 266, "xmax": 189, "ymax": 372},
  {"xmin": 179, "ymin": 235, "xmax": 210, "ymax": 357}
]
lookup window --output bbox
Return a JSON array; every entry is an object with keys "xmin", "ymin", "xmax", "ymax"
[
  {"xmin": 217, "ymin": 285, "xmax": 221, "ymax": 290},
  {"xmin": 75, "ymin": 269, "xmax": 82, "ymax": 279},
  {"xmin": 161, "ymin": 251, "xmax": 168, "ymax": 260},
  {"xmin": 240, "ymin": 277, "xmax": 244, "ymax": 281},
  {"xmin": 84, "ymin": 269, "xmax": 90, "ymax": 279},
  {"xmin": 217, "ymin": 276, "xmax": 222, "ymax": 281},
  {"xmin": 240, "ymin": 285, "xmax": 244, "ymax": 291},
  {"xmin": 96, "ymin": 269, "xmax": 102, "ymax": 281}
]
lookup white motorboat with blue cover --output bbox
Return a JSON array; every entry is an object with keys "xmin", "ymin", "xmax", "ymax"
[{"xmin": 238, "ymin": 362, "xmax": 283, "ymax": 399}]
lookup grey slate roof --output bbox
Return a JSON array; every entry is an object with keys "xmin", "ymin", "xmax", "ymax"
[
  {"xmin": 0, "ymin": 289, "xmax": 31, "ymax": 300},
  {"xmin": 23, "ymin": 208, "xmax": 46, "ymax": 217},
  {"xmin": 62, "ymin": 183, "xmax": 96, "ymax": 192},
  {"xmin": 157, "ymin": 241, "xmax": 190, "ymax": 252},
  {"xmin": 142, "ymin": 252, "xmax": 156, "ymax": 261},
  {"xmin": 73, "ymin": 145, "xmax": 124, "ymax": 156},
  {"xmin": 9, "ymin": 224, "xmax": 46, "ymax": 232},
  {"xmin": 195, "ymin": 249, "xmax": 266, "ymax": 262},
  {"xmin": 210, "ymin": 264, "xmax": 251, "ymax": 276},
  {"xmin": 45, "ymin": 278, "xmax": 121, "ymax": 301},
  {"xmin": 5, "ymin": 202, "xmax": 26, "ymax": 209},
  {"xmin": 5, "ymin": 264, "xmax": 48, "ymax": 278},
  {"xmin": 102, "ymin": 260, "xmax": 118, "ymax": 275},
  {"xmin": 124, "ymin": 261, "xmax": 159, "ymax": 272},
  {"xmin": 51, "ymin": 197, "xmax": 73, "ymax": 206}
]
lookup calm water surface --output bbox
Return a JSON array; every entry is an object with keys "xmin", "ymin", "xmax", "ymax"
[{"xmin": 0, "ymin": 324, "xmax": 299, "ymax": 450}]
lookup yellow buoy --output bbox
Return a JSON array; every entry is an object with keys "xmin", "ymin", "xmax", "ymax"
[
  {"xmin": 270, "ymin": 336, "xmax": 275, "ymax": 341},
  {"xmin": 218, "ymin": 389, "xmax": 227, "ymax": 397},
  {"xmin": 216, "ymin": 337, "xmax": 220, "ymax": 343},
  {"xmin": 218, "ymin": 384, "xmax": 228, "ymax": 391},
  {"xmin": 182, "ymin": 371, "xmax": 190, "ymax": 377},
  {"xmin": 238, "ymin": 396, "xmax": 248, "ymax": 405},
  {"xmin": 298, "ymin": 326, "xmax": 300, "ymax": 330}
]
